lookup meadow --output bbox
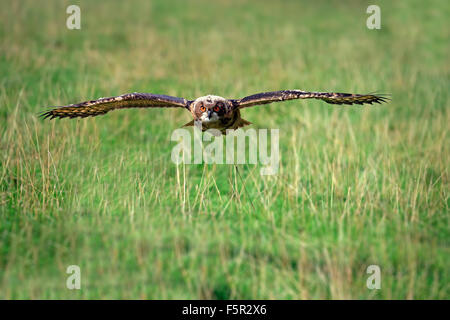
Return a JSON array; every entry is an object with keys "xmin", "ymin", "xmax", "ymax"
[{"xmin": 0, "ymin": 0, "xmax": 448, "ymax": 299}]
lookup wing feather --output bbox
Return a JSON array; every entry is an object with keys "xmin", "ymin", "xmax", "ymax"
[
  {"xmin": 40, "ymin": 93, "xmax": 189, "ymax": 119},
  {"xmin": 232, "ymin": 90, "xmax": 390, "ymax": 109}
]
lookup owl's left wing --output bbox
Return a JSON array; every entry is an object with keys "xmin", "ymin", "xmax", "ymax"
[
  {"xmin": 231, "ymin": 90, "xmax": 390, "ymax": 109},
  {"xmin": 40, "ymin": 93, "xmax": 190, "ymax": 119}
]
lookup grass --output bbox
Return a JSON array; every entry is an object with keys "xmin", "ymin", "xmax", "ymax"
[{"xmin": 0, "ymin": 0, "xmax": 448, "ymax": 299}]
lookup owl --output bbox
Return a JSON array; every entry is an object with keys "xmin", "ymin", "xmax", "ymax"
[{"xmin": 40, "ymin": 90, "xmax": 389, "ymax": 134}]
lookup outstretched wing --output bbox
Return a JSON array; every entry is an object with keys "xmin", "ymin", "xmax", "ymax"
[
  {"xmin": 232, "ymin": 90, "xmax": 390, "ymax": 109},
  {"xmin": 40, "ymin": 93, "xmax": 190, "ymax": 119}
]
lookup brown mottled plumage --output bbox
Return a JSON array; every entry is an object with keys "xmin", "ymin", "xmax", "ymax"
[{"xmin": 41, "ymin": 90, "xmax": 390, "ymax": 134}]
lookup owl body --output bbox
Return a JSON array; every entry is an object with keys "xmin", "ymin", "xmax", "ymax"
[{"xmin": 187, "ymin": 95, "xmax": 251, "ymax": 134}]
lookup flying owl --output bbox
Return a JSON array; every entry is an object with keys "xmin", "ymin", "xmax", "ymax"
[{"xmin": 40, "ymin": 90, "xmax": 389, "ymax": 134}]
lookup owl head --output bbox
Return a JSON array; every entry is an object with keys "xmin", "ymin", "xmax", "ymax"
[{"xmin": 192, "ymin": 95, "xmax": 231, "ymax": 122}]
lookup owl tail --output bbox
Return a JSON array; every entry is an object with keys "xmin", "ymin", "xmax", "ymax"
[
  {"xmin": 181, "ymin": 118, "xmax": 252, "ymax": 128},
  {"xmin": 182, "ymin": 120, "xmax": 195, "ymax": 127},
  {"xmin": 235, "ymin": 118, "xmax": 252, "ymax": 128}
]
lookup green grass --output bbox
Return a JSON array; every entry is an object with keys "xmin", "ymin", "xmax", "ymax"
[{"xmin": 0, "ymin": 0, "xmax": 448, "ymax": 299}]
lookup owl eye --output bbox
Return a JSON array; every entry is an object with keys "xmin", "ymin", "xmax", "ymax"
[
  {"xmin": 213, "ymin": 106, "xmax": 220, "ymax": 112},
  {"xmin": 200, "ymin": 106, "xmax": 206, "ymax": 112}
]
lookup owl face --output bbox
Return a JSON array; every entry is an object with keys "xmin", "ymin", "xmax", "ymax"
[{"xmin": 192, "ymin": 95, "xmax": 230, "ymax": 122}]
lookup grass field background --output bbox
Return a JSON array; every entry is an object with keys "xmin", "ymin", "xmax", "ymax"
[{"xmin": 0, "ymin": 0, "xmax": 448, "ymax": 299}]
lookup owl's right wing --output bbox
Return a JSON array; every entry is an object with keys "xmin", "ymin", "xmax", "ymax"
[{"xmin": 40, "ymin": 93, "xmax": 190, "ymax": 119}]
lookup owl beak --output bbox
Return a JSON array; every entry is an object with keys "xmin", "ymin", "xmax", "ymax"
[{"xmin": 207, "ymin": 110, "xmax": 213, "ymax": 119}]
